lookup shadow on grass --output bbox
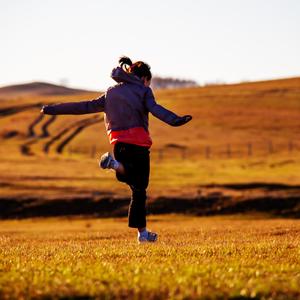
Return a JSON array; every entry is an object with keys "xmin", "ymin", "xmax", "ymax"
[
  {"xmin": 150, "ymin": 195, "xmax": 300, "ymax": 218},
  {"xmin": 203, "ymin": 182, "xmax": 300, "ymax": 191},
  {"xmin": 0, "ymin": 182, "xmax": 300, "ymax": 219}
]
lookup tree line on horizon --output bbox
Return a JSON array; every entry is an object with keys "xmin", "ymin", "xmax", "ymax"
[{"xmin": 151, "ymin": 76, "xmax": 198, "ymax": 89}]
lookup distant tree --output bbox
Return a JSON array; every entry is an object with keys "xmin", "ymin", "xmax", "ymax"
[
  {"xmin": 151, "ymin": 76, "xmax": 198, "ymax": 89},
  {"xmin": 60, "ymin": 78, "xmax": 69, "ymax": 87},
  {"xmin": 203, "ymin": 80, "xmax": 225, "ymax": 87}
]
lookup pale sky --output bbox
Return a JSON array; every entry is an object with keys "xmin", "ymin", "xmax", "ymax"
[{"xmin": 0, "ymin": 0, "xmax": 299, "ymax": 91}]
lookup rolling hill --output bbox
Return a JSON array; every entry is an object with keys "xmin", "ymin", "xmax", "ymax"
[
  {"xmin": 0, "ymin": 76, "xmax": 299, "ymax": 216},
  {"xmin": 0, "ymin": 81, "xmax": 94, "ymax": 99}
]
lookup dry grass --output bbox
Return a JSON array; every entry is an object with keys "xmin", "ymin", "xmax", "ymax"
[
  {"xmin": 1, "ymin": 79, "xmax": 300, "ymax": 299},
  {"xmin": 0, "ymin": 146, "xmax": 299, "ymax": 198},
  {"xmin": 0, "ymin": 77, "xmax": 300, "ymax": 198},
  {"xmin": 1, "ymin": 215, "xmax": 300, "ymax": 299}
]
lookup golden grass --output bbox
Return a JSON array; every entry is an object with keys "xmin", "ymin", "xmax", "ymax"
[
  {"xmin": 0, "ymin": 149, "xmax": 299, "ymax": 199},
  {"xmin": 1, "ymin": 215, "xmax": 300, "ymax": 299},
  {"xmin": 0, "ymin": 77, "xmax": 300, "ymax": 197},
  {"xmin": 1, "ymin": 79, "xmax": 300, "ymax": 300}
]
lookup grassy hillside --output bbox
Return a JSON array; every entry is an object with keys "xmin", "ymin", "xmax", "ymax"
[
  {"xmin": 0, "ymin": 81, "xmax": 93, "ymax": 99},
  {"xmin": 0, "ymin": 77, "xmax": 300, "ymax": 199}
]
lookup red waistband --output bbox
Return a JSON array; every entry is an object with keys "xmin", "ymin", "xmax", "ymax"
[{"xmin": 107, "ymin": 127, "xmax": 152, "ymax": 147}]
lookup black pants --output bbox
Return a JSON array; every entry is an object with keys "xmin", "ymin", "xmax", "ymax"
[{"xmin": 113, "ymin": 142, "xmax": 150, "ymax": 228}]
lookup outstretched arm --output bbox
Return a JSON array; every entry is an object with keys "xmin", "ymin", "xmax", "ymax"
[
  {"xmin": 144, "ymin": 88, "xmax": 192, "ymax": 126},
  {"xmin": 41, "ymin": 94, "xmax": 105, "ymax": 115}
]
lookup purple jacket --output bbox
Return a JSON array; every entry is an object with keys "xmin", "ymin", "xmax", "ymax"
[{"xmin": 43, "ymin": 67, "xmax": 179, "ymax": 133}]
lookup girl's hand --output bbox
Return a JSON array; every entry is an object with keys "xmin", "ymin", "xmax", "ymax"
[
  {"xmin": 40, "ymin": 105, "xmax": 51, "ymax": 114},
  {"xmin": 172, "ymin": 115, "xmax": 192, "ymax": 126}
]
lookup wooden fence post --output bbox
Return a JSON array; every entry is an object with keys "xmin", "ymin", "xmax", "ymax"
[
  {"xmin": 205, "ymin": 146, "xmax": 211, "ymax": 159},
  {"xmin": 288, "ymin": 141, "xmax": 293, "ymax": 153},
  {"xmin": 159, "ymin": 149, "xmax": 164, "ymax": 162},
  {"xmin": 268, "ymin": 141, "xmax": 274, "ymax": 154},
  {"xmin": 247, "ymin": 143, "xmax": 252, "ymax": 157},
  {"xmin": 227, "ymin": 144, "xmax": 231, "ymax": 158},
  {"xmin": 91, "ymin": 145, "xmax": 96, "ymax": 158}
]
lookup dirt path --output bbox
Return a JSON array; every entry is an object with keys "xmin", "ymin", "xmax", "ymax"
[
  {"xmin": 27, "ymin": 114, "xmax": 45, "ymax": 137},
  {"xmin": 56, "ymin": 117, "xmax": 102, "ymax": 153},
  {"xmin": 43, "ymin": 115, "xmax": 103, "ymax": 154},
  {"xmin": 20, "ymin": 114, "xmax": 57, "ymax": 155},
  {"xmin": 41, "ymin": 115, "xmax": 56, "ymax": 137},
  {"xmin": 0, "ymin": 104, "xmax": 42, "ymax": 118},
  {"xmin": 18, "ymin": 111, "xmax": 103, "ymax": 156}
]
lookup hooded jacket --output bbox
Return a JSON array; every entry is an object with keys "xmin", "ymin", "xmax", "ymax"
[{"xmin": 43, "ymin": 66, "xmax": 179, "ymax": 147}]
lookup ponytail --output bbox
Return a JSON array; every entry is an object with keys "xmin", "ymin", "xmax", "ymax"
[
  {"xmin": 118, "ymin": 56, "xmax": 152, "ymax": 81},
  {"xmin": 119, "ymin": 56, "xmax": 132, "ymax": 71}
]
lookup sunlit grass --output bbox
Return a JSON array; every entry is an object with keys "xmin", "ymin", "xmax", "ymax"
[
  {"xmin": 1, "ymin": 78, "xmax": 300, "ymax": 197},
  {"xmin": 0, "ymin": 146, "xmax": 299, "ymax": 198},
  {"xmin": 1, "ymin": 215, "xmax": 300, "ymax": 299}
]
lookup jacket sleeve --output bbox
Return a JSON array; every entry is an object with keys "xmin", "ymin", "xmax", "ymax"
[
  {"xmin": 42, "ymin": 94, "xmax": 105, "ymax": 115},
  {"xmin": 144, "ymin": 88, "xmax": 178, "ymax": 125}
]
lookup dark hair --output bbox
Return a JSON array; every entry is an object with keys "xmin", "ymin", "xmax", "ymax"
[{"xmin": 118, "ymin": 56, "xmax": 152, "ymax": 81}]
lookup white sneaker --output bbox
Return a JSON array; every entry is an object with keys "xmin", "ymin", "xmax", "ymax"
[
  {"xmin": 138, "ymin": 230, "xmax": 158, "ymax": 243},
  {"xmin": 99, "ymin": 152, "xmax": 116, "ymax": 169}
]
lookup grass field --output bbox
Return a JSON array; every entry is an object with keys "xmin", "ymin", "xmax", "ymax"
[
  {"xmin": 1, "ymin": 79, "xmax": 300, "ymax": 299},
  {"xmin": 1, "ymin": 215, "xmax": 300, "ymax": 299},
  {"xmin": 1, "ymin": 77, "xmax": 300, "ymax": 199}
]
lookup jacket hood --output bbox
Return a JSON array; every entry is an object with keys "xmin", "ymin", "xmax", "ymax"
[{"xmin": 111, "ymin": 66, "xmax": 144, "ymax": 86}]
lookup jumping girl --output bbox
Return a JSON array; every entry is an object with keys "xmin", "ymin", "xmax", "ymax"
[{"xmin": 41, "ymin": 57, "xmax": 192, "ymax": 243}]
